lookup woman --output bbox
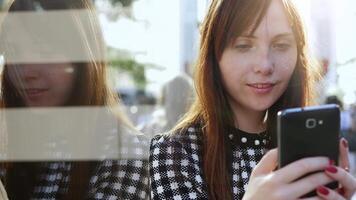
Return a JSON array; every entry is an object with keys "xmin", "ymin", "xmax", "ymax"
[
  {"xmin": 149, "ymin": 0, "xmax": 356, "ymax": 199},
  {"xmin": 0, "ymin": 0, "xmax": 149, "ymax": 199}
]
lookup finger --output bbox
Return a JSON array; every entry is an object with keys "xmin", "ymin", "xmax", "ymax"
[
  {"xmin": 338, "ymin": 138, "xmax": 350, "ymax": 171},
  {"xmin": 287, "ymin": 172, "xmax": 334, "ymax": 198},
  {"xmin": 251, "ymin": 148, "xmax": 278, "ymax": 176},
  {"xmin": 324, "ymin": 165, "xmax": 356, "ymax": 198},
  {"xmin": 275, "ymin": 157, "xmax": 330, "ymax": 183},
  {"xmin": 316, "ymin": 186, "xmax": 345, "ymax": 200},
  {"xmin": 300, "ymin": 197, "xmax": 323, "ymax": 200}
]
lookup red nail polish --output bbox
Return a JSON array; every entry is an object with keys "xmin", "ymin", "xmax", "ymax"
[
  {"xmin": 342, "ymin": 138, "xmax": 349, "ymax": 148},
  {"xmin": 338, "ymin": 187, "xmax": 345, "ymax": 196},
  {"xmin": 325, "ymin": 166, "xmax": 338, "ymax": 173},
  {"xmin": 317, "ymin": 186, "xmax": 329, "ymax": 196},
  {"xmin": 329, "ymin": 159, "xmax": 335, "ymax": 165}
]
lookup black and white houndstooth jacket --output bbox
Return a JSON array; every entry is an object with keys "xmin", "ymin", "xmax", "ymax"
[{"xmin": 149, "ymin": 124, "xmax": 271, "ymax": 200}]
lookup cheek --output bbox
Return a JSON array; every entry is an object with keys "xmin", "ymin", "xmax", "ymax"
[
  {"xmin": 274, "ymin": 52, "xmax": 297, "ymax": 79},
  {"xmin": 61, "ymin": 74, "xmax": 75, "ymax": 92},
  {"xmin": 219, "ymin": 53, "xmax": 247, "ymax": 84},
  {"xmin": 50, "ymin": 72, "xmax": 75, "ymax": 94}
]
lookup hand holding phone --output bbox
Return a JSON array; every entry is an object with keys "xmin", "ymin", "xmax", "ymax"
[{"xmin": 277, "ymin": 104, "xmax": 340, "ymax": 197}]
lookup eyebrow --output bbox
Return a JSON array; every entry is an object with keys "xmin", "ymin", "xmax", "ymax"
[{"xmin": 238, "ymin": 33, "xmax": 294, "ymax": 40}]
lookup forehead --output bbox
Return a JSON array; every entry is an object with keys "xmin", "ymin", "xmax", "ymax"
[{"xmin": 246, "ymin": 0, "xmax": 293, "ymax": 38}]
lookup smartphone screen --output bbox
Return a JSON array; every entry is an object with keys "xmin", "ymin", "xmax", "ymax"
[{"xmin": 277, "ymin": 104, "xmax": 340, "ymax": 196}]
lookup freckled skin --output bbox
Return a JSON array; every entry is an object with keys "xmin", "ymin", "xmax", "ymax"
[
  {"xmin": 7, "ymin": 63, "xmax": 75, "ymax": 107},
  {"xmin": 219, "ymin": 0, "xmax": 297, "ymax": 117}
]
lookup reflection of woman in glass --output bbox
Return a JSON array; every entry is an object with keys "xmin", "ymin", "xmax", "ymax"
[
  {"xmin": 150, "ymin": 0, "xmax": 356, "ymax": 199},
  {"xmin": 0, "ymin": 0, "xmax": 149, "ymax": 199}
]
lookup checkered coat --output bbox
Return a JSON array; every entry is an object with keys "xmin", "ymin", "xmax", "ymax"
[{"xmin": 149, "ymin": 124, "xmax": 270, "ymax": 200}]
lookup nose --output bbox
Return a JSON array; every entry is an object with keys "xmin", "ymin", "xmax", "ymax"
[
  {"xmin": 253, "ymin": 47, "xmax": 274, "ymax": 75},
  {"xmin": 19, "ymin": 64, "xmax": 42, "ymax": 81}
]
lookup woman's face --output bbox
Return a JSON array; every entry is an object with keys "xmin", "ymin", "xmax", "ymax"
[
  {"xmin": 219, "ymin": 0, "xmax": 297, "ymax": 113},
  {"xmin": 7, "ymin": 63, "xmax": 76, "ymax": 107}
]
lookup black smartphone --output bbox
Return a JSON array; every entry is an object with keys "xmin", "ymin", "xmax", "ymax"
[{"xmin": 277, "ymin": 104, "xmax": 340, "ymax": 197}]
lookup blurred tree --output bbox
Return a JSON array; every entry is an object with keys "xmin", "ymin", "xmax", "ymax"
[{"xmin": 110, "ymin": 58, "xmax": 147, "ymax": 89}]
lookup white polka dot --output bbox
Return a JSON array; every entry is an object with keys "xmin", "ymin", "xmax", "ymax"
[
  {"xmin": 140, "ymin": 191, "xmax": 146, "ymax": 199},
  {"xmin": 100, "ymin": 182, "xmax": 108, "ymax": 188},
  {"xmin": 95, "ymin": 193, "xmax": 104, "ymax": 199},
  {"xmin": 189, "ymin": 192, "xmax": 197, "ymax": 198},
  {"xmin": 134, "ymin": 160, "xmax": 143, "ymax": 167},
  {"xmin": 132, "ymin": 173, "xmax": 140, "ymax": 181},
  {"xmin": 108, "ymin": 195, "xmax": 117, "ymax": 200},
  {"xmin": 249, "ymin": 161, "xmax": 256, "ymax": 168},
  {"xmin": 247, "ymin": 149, "xmax": 255, "ymax": 156},
  {"xmin": 181, "ymin": 159, "xmax": 189, "ymax": 166},
  {"xmin": 128, "ymin": 186, "xmax": 136, "ymax": 194},
  {"xmin": 173, "ymin": 195, "xmax": 182, "ymax": 200},
  {"xmin": 233, "ymin": 186, "xmax": 238, "ymax": 194},
  {"xmin": 229, "ymin": 134, "xmax": 233, "ymax": 139},
  {"xmin": 153, "ymin": 160, "xmax": 159, "ymax": 168},
  {"xmin": 118, "ymin": 171, "xmax": 126, "ymax": 178},
  {"xmin": 195, "ymin": 175, "xmax": 202, "ymax": 183},
  {"xmin": 153, "ymin": 148, "xmax": 160, "ymax": 155},
  {"xmin": 157, "ymin": 186, "xmax": 164, "ymax": 194},
  {"xmin": 167, "ymin": 170, "xmax": 175, "ymax": 178},
  {"xmin": 242, "ymin": 171, "xmax": 248, "ymax": 179},
  {"xmin": 154, "ymin": 173, "xmax": 161, "ymax": 181},
  {"xmin": 114, "ymin": 183, "xmax": 122, "ymax": 190},
  {"xmin": 233, "ymin": 174, "xmax": 238, "ymax": 181},
  {"xmin": 166, "ymin": 159, "xmax": 173, "ymax": 165},
  {"xmin": 255, "ymin": 140, "xmax": 260, "ymax": 145},
  {"xmin": 192, "ymin": 154, "xmax": 199, "ymax": 161},
  {"xmin": 189, "ymin": 134, "xmax": 197, "ymax": 140},
  {"xmin": 167, "ymin": 147, "xmax": 172, "ymax": 154},
  {"xmin": 241, "ymin": 137, "xmax": 247, "ymax": 143},
  {"xmin": 171, "ymin": 182, "xmax": 179, "ymax": 190},
  {"xmin": 241, "ymin": 160, "xmax": 245, "ymax": 167},
  {"xmin": 184, "ymin": 181, "xmax": 192, "ymax": 188},
  {"xmin": 188, "ymin": 127, "xmax": 195, "ymax": 132}
]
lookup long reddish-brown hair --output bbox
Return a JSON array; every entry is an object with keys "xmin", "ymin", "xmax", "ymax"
[{"xmin": 174, "ymin": 0, "xmax": 320, "ymax": 199}]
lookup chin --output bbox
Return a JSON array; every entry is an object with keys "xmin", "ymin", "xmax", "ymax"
[{"xmin": 250, "ymin": 101, "xmax": 275, "ymax": 112}]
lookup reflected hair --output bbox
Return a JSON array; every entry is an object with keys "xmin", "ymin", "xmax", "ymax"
[{"xmin": 0, "ymin": 0, "xmax": 117, "ymax": 108}]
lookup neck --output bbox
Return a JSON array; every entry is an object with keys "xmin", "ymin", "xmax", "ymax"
[{"xmin": 230, "ymin": 103, "xmax": 266, "ymax": 134}]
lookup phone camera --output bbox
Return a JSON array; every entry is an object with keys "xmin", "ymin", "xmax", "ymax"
[{"xmin": 306, "ymin": 118, "xmax": 317, "ymax": 129}]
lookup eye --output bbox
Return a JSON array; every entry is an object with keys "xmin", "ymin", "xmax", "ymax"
[
  {"xmin": 272, "ymin": 43, "xmax": 291, "ymax": 51},
  {"xmin": 234, "ymin": 44, "xmax": 253, "ymax": 52}
]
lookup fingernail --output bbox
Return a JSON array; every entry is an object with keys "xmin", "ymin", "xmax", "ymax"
[
  {"xmin": 329, "ymin": 159, "xmax": 335, "ymax": 165},
  {"xmin": 325, "ymin": 165, "xmax": 338, "ymax": 173},
  {"xmin": 317, "ymin": 186, "xmax": 330, "ymax": 196},
  {"xmin": 342, "ymin": 138, "xmax": 349, "ymax": 148},
  {"xmin": 344, "ymin": 167, "xmax": 350, "ymax": 172},
  {"xmin": 338, "ymin": 187, "xmax": 345, "ymax": 196}
]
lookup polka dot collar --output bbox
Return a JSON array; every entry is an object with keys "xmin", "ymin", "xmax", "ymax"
[{"xmin": 227, "ymin": 126, "xmax": 270, "ymax": 147}]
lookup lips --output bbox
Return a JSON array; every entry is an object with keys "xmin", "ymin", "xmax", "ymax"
[
  {"xmin": 23, "ymin": 88, "xmax": 48, "ymax": 98},
  {"xmin": 247, "ymin": 83, "xmax": 275, "ymax": 94},
  {"xmin": 247, "ymin": 83, "xmax": 275, "ymax": 89}
]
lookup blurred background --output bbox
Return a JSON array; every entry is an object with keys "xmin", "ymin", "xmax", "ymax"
[{"xmin": 0, "ymin": 0, "xmax": 356, "ymax": 198}]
